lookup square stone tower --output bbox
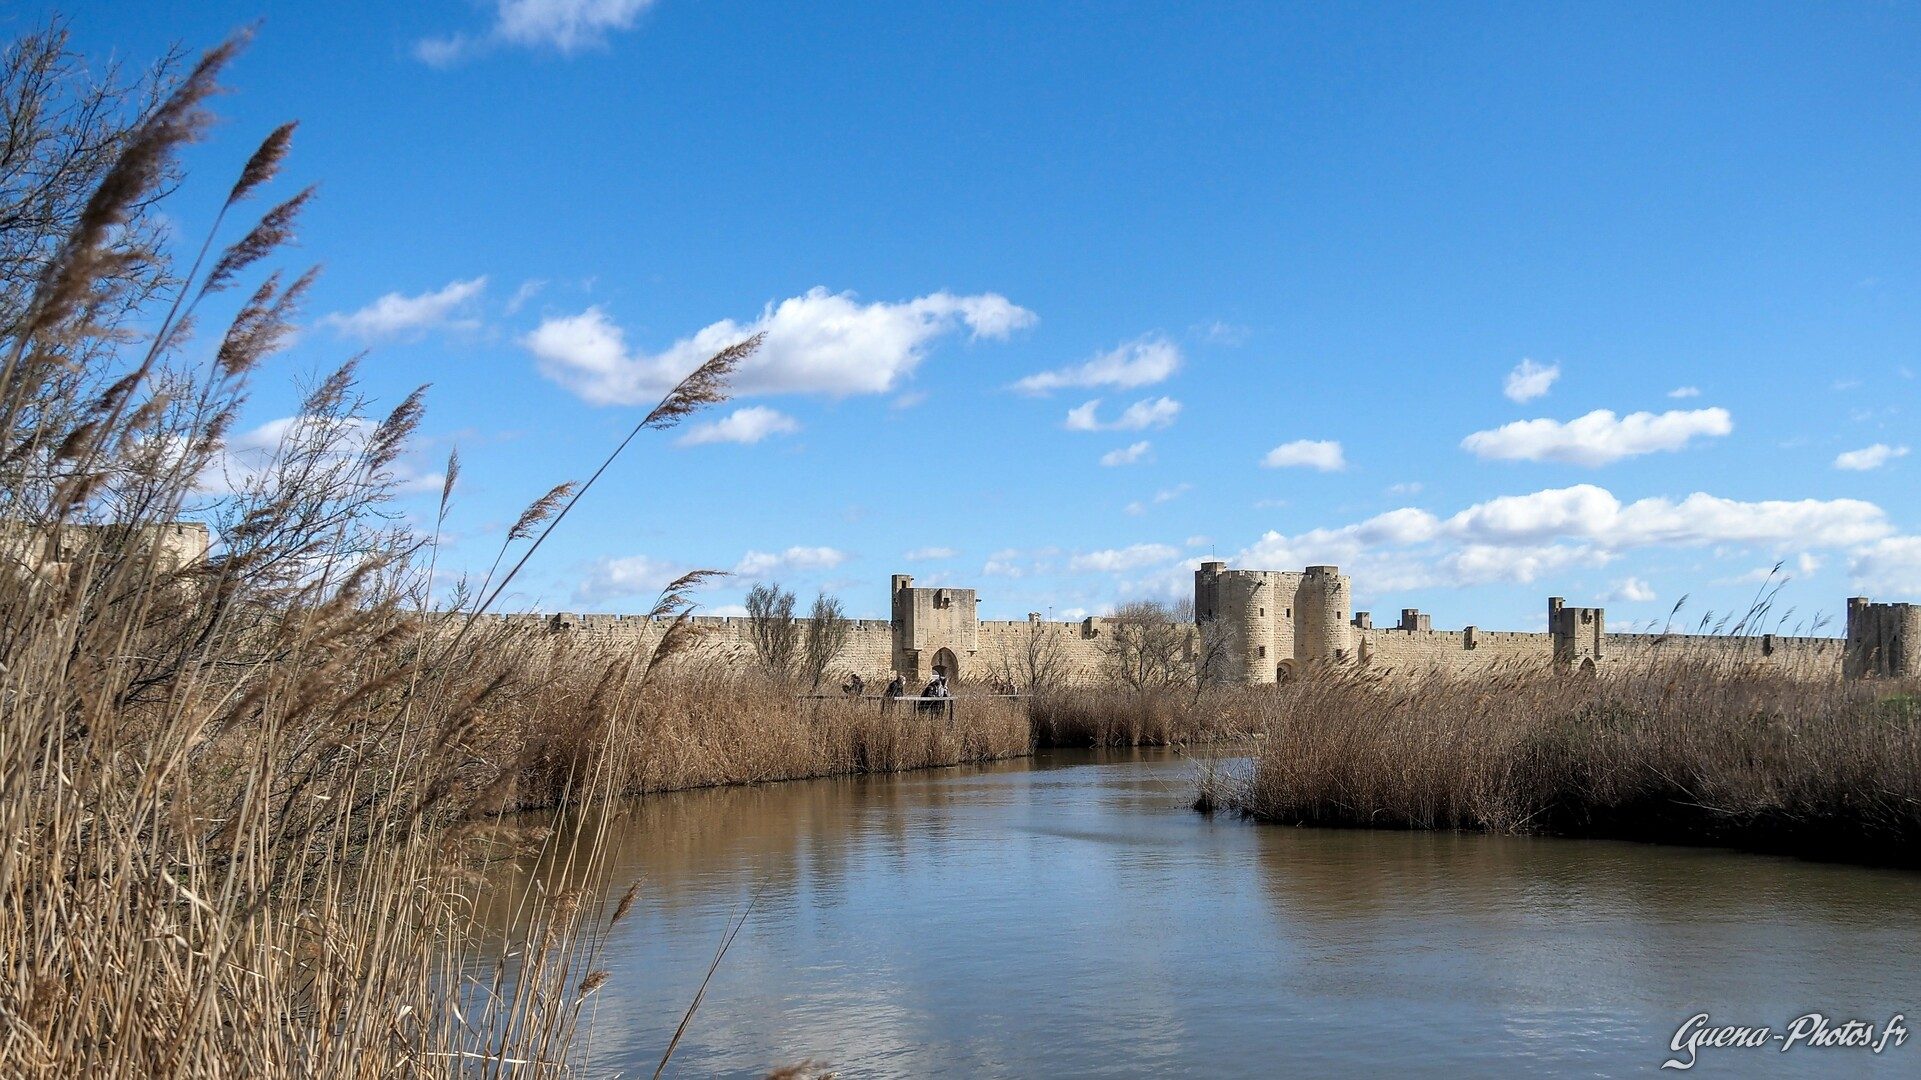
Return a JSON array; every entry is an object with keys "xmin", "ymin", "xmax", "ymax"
[
  {"xmin": 891, "ymin": 574, "xmax": 979, "ymax": 684},
  {"xmin": 1548, "ymin": 597, "xmax": 1605, "ymax": 672}
]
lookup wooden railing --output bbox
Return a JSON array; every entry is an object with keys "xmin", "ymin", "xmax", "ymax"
[{"xmin": 794, "ymin": 692, "xmax": 1026, "ymax": 720}]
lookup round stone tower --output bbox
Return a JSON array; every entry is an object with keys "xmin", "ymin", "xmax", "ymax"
[
  {"xmin": 1195, "ymin": 562, "xmax": 1278, "ymax": 684},
  {"xmin": 1295, "ymin": 565, "xmax": 1351, "ymax": 663},
  {"xmin": 1846, "ymin": 597, "xmax": 1921, "ymax": 679},
  {"xmin": 1229, "ymin": 571, "xmax": 1278, "ymax": 684}
]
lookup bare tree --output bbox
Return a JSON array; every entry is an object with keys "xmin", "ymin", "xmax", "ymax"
[
  {"xmin": 1193, "ymin": 614, "xmax": 1234, "ymax": 687},
  {"xmin": 1100, "ymin": 599, "xmax": 1193, "ymax": 693},
  {"xmin": 1, "ymin": 19, "xmax": 191, "ymax": 511},
  {"xmin": 801, "ymin": 591, "xmax": 851, "ymax": 689},
  {"xmin": 745, "ymin": 581, "xmax": 797, "ymax": 678},
  {"xmin": 1, "ymin": 16, "xmax": 182, "ymax": 339},
  {"xmin": 994, "ymin": 617, "xmax": 1071, "ymax": 693}
]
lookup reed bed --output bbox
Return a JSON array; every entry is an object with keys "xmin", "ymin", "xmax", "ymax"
[
  {"xmin": 1030, "ymin": 686, "xmax": 1265, "ymax": 747},
  {"xmin": 616, "ymin": 673, "xmax": 1031, "ymax": 793},
  {"xmin": 1225, "ymin": 661, "xmax": 1921, "ymax": 866},
  {"xmin": 468, "ymin": 645, "xmax": 1034, "ymax": 804},
  {"xmin": 0, "ymin": 30, "xmax": 752, "ymax": 1076}
]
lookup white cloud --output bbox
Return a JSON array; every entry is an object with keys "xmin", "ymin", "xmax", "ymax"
[
  {"xmin": 414, "ymin": 37, "xmax": 471, "ymax": 66},
  {"xmin": 1261, "ymin": 439, "xmax": 1346, "ymax": 472},
  {"xmin": 1833, "ymin": 443, "xmax": 1910, "ymax": 471},
  {"xmin": 574, "ymin": 553, "xmax": 680, "ymax": 604},
  {"xmin": 1230, "ymin": 484, "xmax": 1893, "ymax": 594},
  {"xmin": 1668, "ymin": 386, "xmax": 1701, "ymax": 399},
  {"xmin": 1013, "ymin": 335, "xmax": 1181, "ymax": 394},
  {"xmin": 1125, "ymin": 483, "xmax": 1192, "ymax": 516},
  {"xmin": 527, "ymin": 288, "xmax": 1034, "ymax": 405},
  {"xmin": 417, "ymin": 0, "xmax": 659, "ymax": 64},
  {"xmin": 904, "ymin": 546, "xmax": 957, "ymax": 560},
  {"xmin": 1461, "ymin": 407, "xmax": 1733, "ymax": 466},
  {"xmin": 1503, "ymin": 358, "xmax": 1560, "ymax": 403},
  {"xmin": 1196, "ymin": 320, "xmax": 1250, "ymax": 347},
  {"xmin": 982, "ymin": 550, "xmax": 1026, "ymax": 578},
  {"xmin": 1100, "ymin": 440, "xmax": 1153, "ymax": 467},
  {"xmin": 1449, "ymin": 485, "xmax": 1888, "ymax": 549},
  {"xmin": 1069, "ymin": 543, "xmax": 1181, "ymax": 573},
  {"xmin": 197, "ymin": 415, "xmax": 444, "ymax": 499},
  {"xmin": 319, "ymin": 277, "xmax": 487, "ymax": 340},
  {"xmin": 706, "ymin": 603, "xmax": 749, "ymax": 617},
  {"xmin": 1357, "ymin": 506, "xmax": 1444, "ymax": 544},
  {"xmin": 1607, "ymin": 577, "xmax": 1657, "ymax": 602},
  {"xmin": 1063, "ymin": 396, "xmax": 1181, "ymax": 432},
  {"xmin": 676, "ymin": 405, "xmax": 801, "ymax": 446},
  {"xmin": 504, "ymin": 279, "xmax": 545, "ymax": 315},
  {"xmin": 891, "ymin": 390, "xmax": 928, "ymax": 410},
  {"xmin": 496, "ymin": 0, "xmax": 656, "ymax": 49},
  {"xmin": 732, "ymin": 546, "xmax": 847, "ymax": 578},
  {"xmin": 1850, "ymin": 536, "xmax": 1921, "ymax": 594},
  {"xmin": 1440, "ymin": 543, "xmax": 1607, "ymax": 587},
  {"xmin": 1386, "ymin": 481, "xmax": 1423, "ymax": 496},
  {"xmin": 980, "ymin": 546, "xmax": 1059, "ymax": 578}
]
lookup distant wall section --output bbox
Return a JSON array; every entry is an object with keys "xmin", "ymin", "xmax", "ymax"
[{"xmin": 468, "ymin": 567, "xmax": 1902, "ymax": 688}]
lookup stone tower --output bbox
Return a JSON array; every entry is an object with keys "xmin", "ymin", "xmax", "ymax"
[
  {"xmin": 1297, "ymin": 565, "xmax": 1352, "ymax": 662},
  {"xmin": 1194, "ymin": 561, "xmax": 1353, "ymax": 684},
  {"xmin": 1845, "ymin": 597, "xmax": 1921, "ymax": 679},
  {"xmin": 1548, "ymin": 597, "xmax": 1605, "ymax": 672},
  {"xmin": 891, "ymin": 574, "xmax": 979, "ymax": 684}
]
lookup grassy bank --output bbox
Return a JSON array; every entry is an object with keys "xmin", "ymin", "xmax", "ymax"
[{"xmin": 1220, "ymin": 664, "xmax": 1921, "ymax": 867}]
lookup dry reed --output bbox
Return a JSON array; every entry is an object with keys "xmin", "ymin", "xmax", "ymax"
[
  {"xmin": 1029, "ymin": 685, "xmax": 1264, "ymax": 748},
  {"xmin": 1227, "ymin": 661, "xmax": 1921, "ymax": 866},
  {"xmin": 0, "ymin": 31, "xmax": 754, "ymax": 1076}
]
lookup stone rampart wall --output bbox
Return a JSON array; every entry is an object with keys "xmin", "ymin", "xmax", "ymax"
[
  {"xmin": 464, "ymin": 608, "xmax": 1851, "ymax": 685},
  {"xmin": 1359, "ymin": 628, "xmax": 1555, "ymax": 674},
  {"xmin": 1356, "ymin": 627, "xmax": 1845, "ymax": 679},
  {"xmin": 1601, "ymin": 632, "xmax": 1843, "ymax": 678}
]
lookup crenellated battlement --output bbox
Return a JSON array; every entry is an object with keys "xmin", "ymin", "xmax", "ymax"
[
  {"xmin": 462, "ymin": 567, "xmax": 1912, "ymax": 688},
  {"xmin": 1846, "ymin": 598, "xmax": 1921, "ymax": 679}
]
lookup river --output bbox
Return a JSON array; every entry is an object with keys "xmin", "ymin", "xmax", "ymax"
[{"xmin": 510, "ymin": 748, "xmax": 1921, "ymax": 1077}]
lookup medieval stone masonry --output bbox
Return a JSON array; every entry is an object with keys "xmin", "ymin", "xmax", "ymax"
[{"xmin": 471, "ymin": 565, "xmax": 1918, "ymax": 687}]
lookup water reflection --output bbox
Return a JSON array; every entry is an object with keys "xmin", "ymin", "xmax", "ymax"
[{"xmin": 485, "ymin": 749, "xmax": 1921, "ymax": 1078}]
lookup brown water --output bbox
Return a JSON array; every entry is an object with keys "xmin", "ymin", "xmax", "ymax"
[{"xmin": 516, "ymin": 749, "xmax": 1921, "ymax": 1078}]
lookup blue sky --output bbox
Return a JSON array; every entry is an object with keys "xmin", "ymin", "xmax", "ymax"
[{"xmin": 40, "ymin": 1, "xmax": 1921, "ymax": 628}]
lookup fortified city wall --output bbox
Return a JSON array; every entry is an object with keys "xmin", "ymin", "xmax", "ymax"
[
  {"xmin": 472, "ymin": 564, "xmax": 1919, "ymax": 687},
  {"xmin": 2, "ymin": 522, "xmax": 211, "ymax": 584}
]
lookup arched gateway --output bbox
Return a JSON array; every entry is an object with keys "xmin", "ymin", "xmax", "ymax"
[{"xmin": 931, "ymin": 647, "xmax": 960, "ymax": 685}]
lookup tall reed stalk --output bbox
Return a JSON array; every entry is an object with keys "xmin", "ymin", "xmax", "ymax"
[{"xmin": 0, "ymin": 32, "xmax": 748, "ymax": 1076}]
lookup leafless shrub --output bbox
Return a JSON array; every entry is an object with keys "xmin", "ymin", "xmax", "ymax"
[
  {"xmin": 746, "ymin": 580, "xmax": 798, "ymax": 679},
  {"xmin": 1100, "ymin": 599, "xmax": 1194, "ymax": 693},
  {"xmin": 992, "ymin": 617, "xmax": 1072, "ymax": 693},
  {"xmin": 801, "ymin": 590, "xmax": 851, "ymax": 690}
]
